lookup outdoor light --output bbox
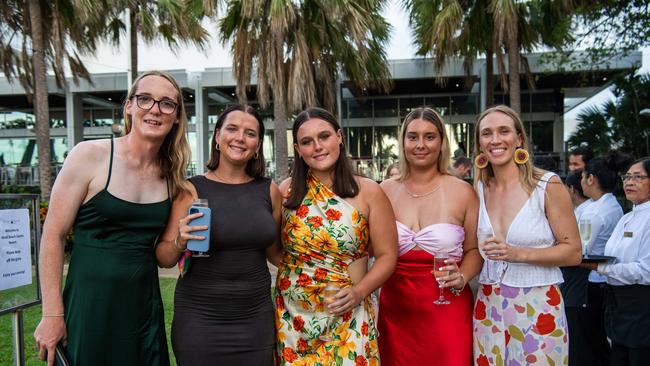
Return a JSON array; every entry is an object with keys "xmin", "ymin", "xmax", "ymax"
[{"xmin": 640, "ymin": 108, "xmax": 650, "ymax": 117}]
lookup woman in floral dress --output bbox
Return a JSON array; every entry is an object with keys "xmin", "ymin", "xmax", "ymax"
[{"xmin": 275, "ymin": 107, "xmax": 398, "ymax": 365}]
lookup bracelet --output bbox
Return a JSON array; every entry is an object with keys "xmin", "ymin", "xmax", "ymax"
[
  {"xmin": 42, "ymin": 314, "xmax": 64, "ymax": 317},
  {"xmin": 449, "ymin": 272, "xmax": 466, "ymax": 297},
  {"xmin": 173, "ymin": 235, "xmax": 185, "ymax": 252}
]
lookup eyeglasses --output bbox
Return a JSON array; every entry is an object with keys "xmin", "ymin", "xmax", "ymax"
[
  {"xmin": 621, "ymin": 174, "xmax": 650, "ymax": 182},
  {"xmin": 133, "ymin": 94, "xmax": 178, "ymax": 115}
]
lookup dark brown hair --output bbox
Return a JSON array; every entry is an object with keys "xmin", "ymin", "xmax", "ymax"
[
  {"xmin": 284, "ymin": 107, "xmax": 359, "ymax": 209},
  {"xmin": 205, "ymin": 104, "xmax": 265, "ymax": 178}
]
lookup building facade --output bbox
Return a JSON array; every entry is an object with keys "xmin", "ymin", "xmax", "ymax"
[{"xmin": 0, "ymin": 51, "xmax": 641, "ymax": 183}]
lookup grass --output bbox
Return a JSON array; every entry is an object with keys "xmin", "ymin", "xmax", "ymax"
[{"xmin": 0, "ymin": 278, "xmax": 179, "ymax": 365}]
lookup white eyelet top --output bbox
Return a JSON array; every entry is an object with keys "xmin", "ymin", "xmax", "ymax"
[{"xmin": 477, "ymin": 171, "xmax": 564, "ymax": 287}]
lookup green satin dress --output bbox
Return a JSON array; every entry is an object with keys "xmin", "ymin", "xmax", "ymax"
[{"xmin": 62, "ymin": 138, "xmax": 171, "ymax": 366}]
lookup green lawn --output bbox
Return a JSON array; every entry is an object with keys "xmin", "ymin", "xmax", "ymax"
[{"xmin": 0, "ymin": 278, "xmax": 179, "ymax": 365}]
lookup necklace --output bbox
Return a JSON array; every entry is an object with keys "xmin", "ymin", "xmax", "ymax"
[
  {"xmin": 403, "ymin": 180, "xmax": 441, "ymax": 198},
  {"xmin": 207, "ymin": 170, "xmax": 252, "ymax": 184}
]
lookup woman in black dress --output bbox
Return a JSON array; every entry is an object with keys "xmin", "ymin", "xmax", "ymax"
[{"xmin": 156, "ymin": 104, "xmax": 283, "ymax": 365}]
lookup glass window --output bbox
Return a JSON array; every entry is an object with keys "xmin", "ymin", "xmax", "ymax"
[
  {"xmin": 373, "ymin": 125, "xmax": 399, "ymax": 181},
  {"xmin": 530, "ymin": 120, "xmax": 554, "ymax": 153},
  {"xmin": 374, "ymin": 98, "xmax": 398, "ymax": 118},
  {"xmin": 531, "ymin": 93, "xmax": 557, "ymax": 113},
  {"xmin": 345, "ymin": 126, "xmax": 373, "ymax": 159},
  {"xmin": 399, "ymin": 97, "xmax": 425, "ymax": 117},
  {"xmin": 446, "ymin": 123, "xmax": 471, "ymax": 159},
  {"xmin": 348, "ymin": 99, "xmax": 372, "ymax": 119},
  {"xmin": 425, "ymin": 96, "xmax": 450, "ymax": 116},
  {"xmin": 0, "ymin": 111, "xmax": 33, "ymax": 129},
  {"xmin": 450, "ymin": 95, "xmax": 478, "ymax": 115}
]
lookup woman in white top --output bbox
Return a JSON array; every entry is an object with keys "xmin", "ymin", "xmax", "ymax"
[
  {"xmin": 472, "ymin": 105, "xmax": 581, "ymax": 365},
  {"xmin": 584, "ymin": 157, "xmax": 650, "ymax": 366}
]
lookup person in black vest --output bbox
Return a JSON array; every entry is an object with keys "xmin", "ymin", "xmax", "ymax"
[{"xmin": 583, "ymin": 157, "xmax": 650, "ymax": 366}]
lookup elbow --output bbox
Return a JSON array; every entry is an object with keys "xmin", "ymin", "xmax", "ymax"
[{"xmin": 567, "ymin": 246, "xmax": 582, "ymax": 266}]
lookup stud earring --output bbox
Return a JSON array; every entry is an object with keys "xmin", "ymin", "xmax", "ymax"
[
  {"xmin": 475, "ymin": 153, "xmax": 489, "ymax": 169},
  {"xmin": 514, "ymin": 147, "xmax": 529, "ymax": 165}
]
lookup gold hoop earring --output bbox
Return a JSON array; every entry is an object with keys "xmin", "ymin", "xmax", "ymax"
[
  {"xmin": 474, "ymin": 153, "xmax": 489, "ymax": 169},
  {"xmin": 514, "ymin": 147, "xmax": 529, "ymax": 165}
]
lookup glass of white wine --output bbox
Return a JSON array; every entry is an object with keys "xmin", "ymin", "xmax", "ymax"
[
  {"xmin": 321, "ymin": 283, "xmax": 341, "ymax": 341},
  {"xmin": 579, "ymin": 219, "xmax": 592, "ymax": 258}
]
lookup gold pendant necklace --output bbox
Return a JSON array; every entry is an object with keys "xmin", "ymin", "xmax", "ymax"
[{"xmin": 404, "ymin": 180, "xmax": 441, "ymax": 198}]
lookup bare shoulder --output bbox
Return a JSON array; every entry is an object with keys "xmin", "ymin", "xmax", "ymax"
[
  {"xmin": 278, "ymin": 178, "xmax": 292, "ymax": 198},
  {"xmin": 443, "ymin": 174, "xmax": 475, "ymax": 197},
  {"xmin": 61, "ymin": 139, "xmax": 111, "ymax": 176},
  {"xmin": 269, "ymin": 180, "xmax": 282, "ymax": 200},
  {"xmin": 379, "ymin": 177, "xmax": 399, "ymax": 193},
  {"xmin": 356, "ymin": 176, "xmax": 382, "ymax": 195},
  {"xmin": 545, "ymin": 174, "xmax": 568, "ymax": 197}
]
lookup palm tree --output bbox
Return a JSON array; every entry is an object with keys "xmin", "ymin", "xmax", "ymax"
[
  {"xmin": 1, "ymin": 0, "xmax": 97, "ymax": 199},
  {"xmin": 219, "ymin": 0, "xmax": 392, "ymax": 181},
  {"xmin": 405, "ymin": 0, "xmax": 574, "ymax": 114},
  {"xmin": 78, "ymin": 0, "xmax": 210, "ymax": 81},
  {"xmin": 404, "ymin": 0, "xmax": 495, "ymax": 106}
]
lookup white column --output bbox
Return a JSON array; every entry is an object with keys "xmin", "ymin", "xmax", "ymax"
[
  {"xmin": 65, "ymin": 87, "xmax": 84, "ymax": 152},
  {"xmin": 193, "ymin": 74, "xmax": 209, "ymax": 173}
]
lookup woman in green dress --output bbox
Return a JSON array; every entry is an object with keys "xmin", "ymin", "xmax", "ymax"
[{"xmin": 34, "ymin": 70, "xmax": 191, "ymax": 366}]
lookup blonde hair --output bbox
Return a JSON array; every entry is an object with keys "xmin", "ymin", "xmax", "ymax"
[
  {"xmin": 398, "ymin": 107, "xmax": 451, "ymax": 180},
  {"xmin": 473, "ymin": 105, "xmax": 542, "ymax": 194},
  {"xmin": 123, "ymin": 70, "xmax": 191, "ymax": 198}
]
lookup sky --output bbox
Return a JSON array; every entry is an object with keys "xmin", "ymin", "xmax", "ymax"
[{"xmin": 79, "ymin": 0, "xmax": 648, "ymax": 139}]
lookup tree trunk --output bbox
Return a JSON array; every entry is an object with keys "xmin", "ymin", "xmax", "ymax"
[
  {"xmin": 28, "ymin": 0, "xmax": 52, "ymax": 200},
  {"xmin": 507, "ymin": 25, "xmax": 520, "ymax": 114},
  {"xmin": 486, "ymin": 47, "xmax": 494, "ymax": 107},
  {"xmin": 273, "ymin": 102, "xmax": 289, "ymax": 182},
  {"xmin": 130, "ymin": 6, "xmax": 138, "ymax": 82}
]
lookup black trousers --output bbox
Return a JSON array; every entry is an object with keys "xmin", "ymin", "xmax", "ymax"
[
  {"xmin": 610, "ymin": 343, "xmax": 650, "ymax": 366},
  {"xmin": 566, "ymin": 282, "xmax": 610, "ymax": 366}
]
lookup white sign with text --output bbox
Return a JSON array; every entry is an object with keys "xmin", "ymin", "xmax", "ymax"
[{"xmin": 0, "ymin": 209, "xmax": 32, "ymax": 291}]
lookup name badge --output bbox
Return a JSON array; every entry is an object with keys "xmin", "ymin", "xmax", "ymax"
[{"xmin": 623, "ymin": 231, "xmax": 633, "ymax": 238}]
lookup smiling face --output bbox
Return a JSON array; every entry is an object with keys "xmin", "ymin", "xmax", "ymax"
[
  {"xmin": 215, "ymin": 110, "xmax": 261, "ymax": 166},
  {"xmin": 477, "ymin": 111, "xmax": 523, "ymax": 168},
  {"xmin": 403, "ymin": 118, "xmax": 442, "ymax": 170},
  {"xmin": 623, "ymin": 162, "xmax": 650, "ymax": 205},
  {"xmin": 294, "ymin": 118, "xmax": 343, "ymax": 174},
  {"xmin": 125, "ymin": 75, "xmax": 179, "ymax": 140}
]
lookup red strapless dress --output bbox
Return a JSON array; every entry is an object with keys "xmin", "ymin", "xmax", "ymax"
[{"xmin": 378, "ymin": 249, "xmax": 473, "ymax": 365}]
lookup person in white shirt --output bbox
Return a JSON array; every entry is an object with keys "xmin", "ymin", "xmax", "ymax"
[
  {"xmin": 566, "ymin": 151, "xmax": 631, "ymax": 366},
  {"xmin": 561, "ymin": 169, "xmax": 596, "ymax": 365},
  {"xmin": 585, "ymin": 157, "xmax": 650, "ymax": 366},
  {"xmin": 472, "ymin": 105, "xmax": 581, "ymax": 365}
]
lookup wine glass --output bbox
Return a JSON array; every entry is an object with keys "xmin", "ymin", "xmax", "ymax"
[
  {"xmin": 477, "ymin": 227, "xmax": 494, "ymax": 260},
  {"xmin": 321, "ymin": 283, "xmax": 341, "ymax": 341},
  {"xmin": 579, "ymin": 219, "xmax": 592, "ymax": 258},
  {"xmin": 433, "ymin": 253, "xmax": 451, "ymax": 305}
]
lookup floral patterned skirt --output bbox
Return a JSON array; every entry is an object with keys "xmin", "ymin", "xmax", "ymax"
[{"xmin": 473, "ymin": 284, "xmax": 568, "ymax": 365}]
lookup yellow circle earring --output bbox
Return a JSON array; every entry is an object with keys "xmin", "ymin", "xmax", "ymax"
[
  {"xmin": 474, "ymin": 153, "xmax": 489, "ymax": 169},
  {"xmin": 514, "ymin": 148, "xmax": 529, "ymax": 165}
]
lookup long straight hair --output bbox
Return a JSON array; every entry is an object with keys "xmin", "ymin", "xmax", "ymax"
[
  {"xmin": 473, "ymin": 105, "xmax": 543, "ymax": 195},
  {"xmin": 205, "ymin": 104, "xmax": 266, "ymax": 178},
  {"xmin": 397, "ymin": 107, "xmax": 451, "ymax": 181},
  {"xmin": 123, "ymin": 70, "xmax": 191, "ymax": 198},
  {"xmin": 284, "ymin": 107, "xmax": 359, "ymax": 209}
]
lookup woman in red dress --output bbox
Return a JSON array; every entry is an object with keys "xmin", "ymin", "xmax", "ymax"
[{"xmin": 377, "ymin": 107, "xmax": 482, "ymax": 365}]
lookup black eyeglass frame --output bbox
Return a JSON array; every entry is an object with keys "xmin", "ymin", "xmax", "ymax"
[{"xmin": 133, "ymin": 94, "xmax": 179, "ymax": 115}]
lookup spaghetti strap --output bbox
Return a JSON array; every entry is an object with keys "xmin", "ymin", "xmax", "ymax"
[{"xmin": 105, "ymin": 137, "xmax": 114, "ymax": 190}]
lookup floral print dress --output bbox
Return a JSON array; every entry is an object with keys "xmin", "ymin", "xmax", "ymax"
[{"xmin": 275, "ymin": 173, "xmax": 380, "ymax": 366}]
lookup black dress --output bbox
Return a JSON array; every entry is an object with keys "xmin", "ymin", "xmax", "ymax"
[{"xmin": 171, "ymin": 176, "xmax": 276, "ymax": 365}]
